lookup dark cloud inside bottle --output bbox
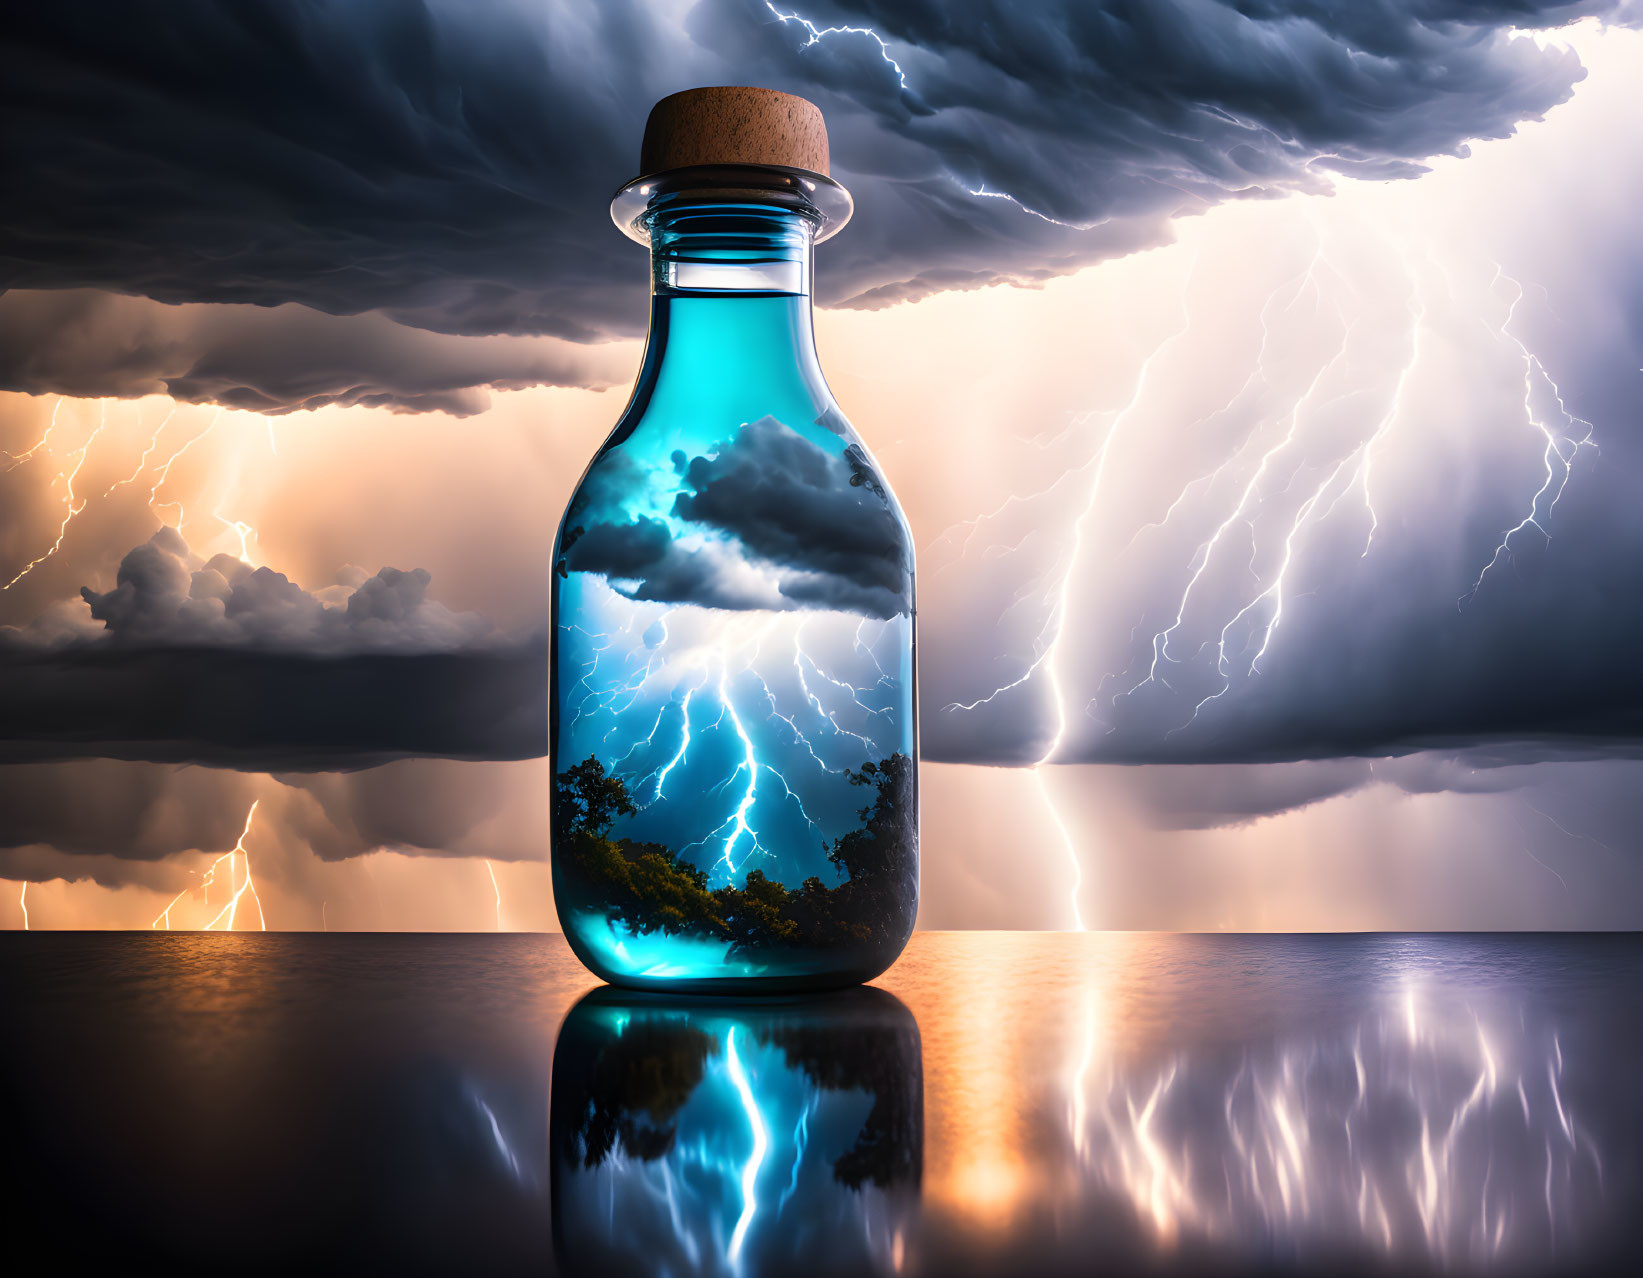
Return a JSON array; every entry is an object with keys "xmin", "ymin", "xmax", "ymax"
[{"xmin": 562, "ymin": 416, "xmax": 912, "ymax": 619}]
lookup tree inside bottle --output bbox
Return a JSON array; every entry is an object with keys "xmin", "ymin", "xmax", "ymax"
[{"xmin": 550, "ymin": 88, "xmax": 918, "ymax": 991}]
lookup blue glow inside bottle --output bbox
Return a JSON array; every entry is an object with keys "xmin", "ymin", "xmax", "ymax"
[{"xmin": 550, "ymin": 96, "xmax": 918, "ymax": 993}]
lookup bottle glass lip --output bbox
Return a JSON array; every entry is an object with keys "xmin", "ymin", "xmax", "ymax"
[{"xmin": 610, "ymin": 163, "xmax": 853, "ymax": 246}]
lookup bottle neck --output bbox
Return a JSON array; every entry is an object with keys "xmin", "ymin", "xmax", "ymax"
[
  {"xmin": 650, "ymin": 200, "xmax": 815, "ymax": 297},
  {"xmin": 632, "ymin": 201, "xmax": 829, "ymax": 417}
]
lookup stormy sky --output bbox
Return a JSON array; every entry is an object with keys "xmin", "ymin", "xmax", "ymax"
[{"xmin": 2, "ymin": 1, "xmax": 1642, "ymax": 930}]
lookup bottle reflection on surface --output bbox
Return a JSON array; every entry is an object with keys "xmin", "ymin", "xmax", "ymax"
[
  {"xmin": 1057, "ymin": 975, "xmax": 1605, "ymax": 1271},
  {"xmin": 550, "ymin": 985, "xmax": 922, "ymax": 1277}
]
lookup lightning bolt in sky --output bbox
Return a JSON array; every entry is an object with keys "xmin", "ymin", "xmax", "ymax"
[
  {"xmin": 764, "ymin": 3, "xmax": 1094, "ymax": 226},
  {"xmin": 1457, "ymin": 267, "xmax": 1597, "ymax": 608},
  {"xmin": 3, "ymin": 399, "xmax": 111, "ymax": 590},
  {"xmin": 755, "ymin": 4, "xmax": 1606, "ymax": 930},
  {"xmin": 1117, "ymin": 247, "xmax": 1374, "ymax": 727},
  {"xmin": 0, "ymin": 397, "xmax": 246, "ymax": 594},
  {"xmin": 765, "ymin": 2, "xmax": 908, "ymax": 89},
  {"xmin": 151, "ymin": 801, "xmax": 266, "ymax": 931},
  {"xmin": 928, "ymin": 212, "xmax": 1598, "ymax": 930},
  {"xmin": 145, "ymin": 407, "xmax": 223, "ymax": 537},
  {"xmin": 485, "ymin": 858, "xmax": 503, "ymax": 931},
  {"xmin": 936, "ymin": 278, "xmax": 1199, "ymax": 929},
  {"xmin": 1, "ymin": 393, "xmax": 66, "ymax": 471}
]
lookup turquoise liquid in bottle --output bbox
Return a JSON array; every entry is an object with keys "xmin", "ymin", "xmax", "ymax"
[{"xmin": 550, "ymin": 186, "xmax": 918, "ymax": 992}]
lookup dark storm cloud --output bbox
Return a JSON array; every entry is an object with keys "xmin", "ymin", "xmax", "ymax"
[
  {"xmin": 709, "ymin": 0, "xmax": 1635, "ymax": 307},
  {"xmin": 1120, "ymin": 760, "xmax": 1375, "ymax": 830},
  {"xmin": 921, "ymin": 516, "xmax": 1643, "ymax": 770},
  {"xmin": 281, "ymin": 759, "xmax": 539, "ymax": 862},
  {"xmin": 562, "ymin": 517, "xmax": 673, "ymax": 579},
  {"xmin": 0, "ymin": 0, "xmax": 652, "ymax": 342},
  {"xmin": 0, "ymin": 291, "xmax": 626, "ymax": 417},
  {"xmin": 922, "ymin": 428, "xmax": 1643, "ymax": 768},
  {"xmin": 1, "ymin": 0, "xmax": 1633, "ymax": 408},
  {"xmin": 0, "ymin": 636, "xmax": 548, "ymax": 772},
  {"xmin": 0, "ymin": 527, "xmax": 547, "ymax": 771},
  {"xmin": 562, "ymin": 416, "xmax": 910, "ymax": 616},
  {"xmin": 1102, "ymin": 750, "xmax": 1634, "ymax": 832},
  {"xmin": 0, "ymin": 759, "xmax": 257, "ymax": 860},
  {"xmin": 672, "ymin": 417, "xmax": 911, "ymax": 616},
  {"xmin": 562, "ymin": 515, "xmax": 788, "ymax": 612}
]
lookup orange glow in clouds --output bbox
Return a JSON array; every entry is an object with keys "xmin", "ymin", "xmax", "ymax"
[{"xmin": 152, "ymin": 801, "xmax": 266, "ymax": 932}]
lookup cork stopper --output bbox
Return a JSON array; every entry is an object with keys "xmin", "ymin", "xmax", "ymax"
[
  {"xmin": 611, "ymin": 86, "xmax": 852, "ymax": 245},
  {"xmin": 640, "ymin": 86, "xmax": 830, "ymax": 178}
]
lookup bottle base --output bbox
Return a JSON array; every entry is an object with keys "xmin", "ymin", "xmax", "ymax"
[{"xmin": 559, "ymin": 909, "xmax": 910, "ymax": 995}]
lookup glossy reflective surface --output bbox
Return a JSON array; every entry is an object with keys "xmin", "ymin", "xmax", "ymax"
[
  {"xmin": 551, "ymin": 987, "xmax": 920, "ymax": 1275},
  {"xmin": 0, "ymin": 932, "xmax": 1637, "ymax": 1275}
]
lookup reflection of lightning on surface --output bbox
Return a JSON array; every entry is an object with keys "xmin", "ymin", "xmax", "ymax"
[
  {"xmin": 777, "ymin": 1098, "xmax": 815, "ymax": 1214},
  {"xmin": 1062, "ymin": 979, "xmax": 1602, "ymax": 1265},
  {"xmin": 724, "ymin": 1025, "xmax": 769, "ymax": 1272},
  {"xmin": 151, "ymin": 801, "xmax": 266, "ymax": 931}
]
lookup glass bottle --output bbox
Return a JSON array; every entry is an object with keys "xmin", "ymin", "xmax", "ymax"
[{"xmin": 550, "ymin": 89, "xmax": 917, "ymax": 992}]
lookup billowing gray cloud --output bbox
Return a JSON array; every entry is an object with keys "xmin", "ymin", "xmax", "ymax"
[
  {"xmin": 2, "ymin": 0, "xmax": 1634, "ymax": 408},
  {"xmin": 673, "ymin": 420, "xmax": 911, "ymax": 615},
  {"xmin": 562, "ymin": 415, "xmax": 911, "ymax": 617},
  {"xmin": 64, "ymin": 526, "xmax": 491, "ymax": 650},
  {"xmin": 0, "ymin": 528, "xmax": 547, "ymax": 771},
  {"xmin": 707, "ymin": 0, "xmax": 1636, "ymax": 307},
  {"xmin": 0, "ymin": 290, "xmax": 629, "ymax": 416},
  {"xmin": 562, "ymin": 515, "xmax": 791, "ymax": 612},
  {"xmin": 0, "ymin": 524, "xmax": 542, "ymax": 768}
]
